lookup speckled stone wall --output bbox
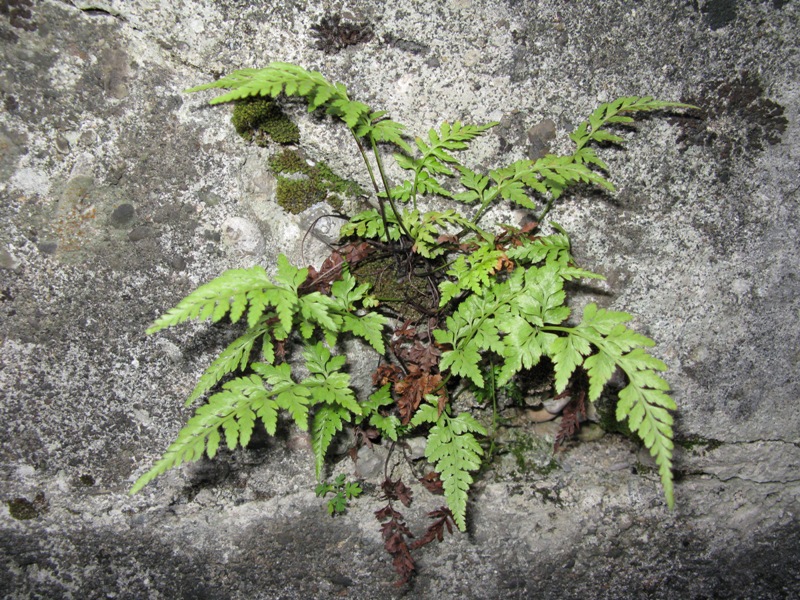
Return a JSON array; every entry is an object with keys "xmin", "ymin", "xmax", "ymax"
[{"xmin": 1, "ymin": 1, "xmax": 798, "ymax": 598}]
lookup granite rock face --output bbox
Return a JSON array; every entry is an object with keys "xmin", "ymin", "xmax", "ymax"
[{"xmin": 1, "ymin": 1, "xmax": 799, "ymax": 598}]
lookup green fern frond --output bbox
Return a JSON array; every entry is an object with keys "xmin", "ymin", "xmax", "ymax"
[
  {"xmin": 408, "ymin": 209, "xmax": 477, "ymax": 258},
  {"xmin": 438, "ymin": 240, "xmax": 506, "ymax": 305},
  {"xmin": 506, "ymin": 229, "xmax": 573, "ymax": 267},
  {"xmin": 571, "ymin": 96, "xmax": 697, "ymax": 151},
  {"xmin": 187, "ymin": 63, "xmax": 411, "ymax": 149},
  {"xmin": 341, "ymin": 312, "xmax": 387, "ymax": 354},
  {"xmin": 617, "ymin": 376, "xmax": 675, "ymax": 507},
  {"xmin": 424, "ymin": 408, "xmax": 487, "ymax": 532},
  {"xmin": 341, "ymin": 209, "xmax": 402, "ymax": 241},
  {"xmin": 369, "ymin": 116, "xmax": 413, "ymax": 154},
  {"xmin": 185, "ymin": 320, "xmax": 274, "ymax": 406},
  {"xmin": 301, "ymin": 343, "xmax": 364, "ymax": 478},
  {"xmin": 311, "ymin": 404, "xmax": 350, "ymax": 479},
  {"xmin": 549, "ymin": 334, "xmax": 593, "ymax": 393},
  {"xmin": 298, "ymin": 292, "xmax": 342, "ymax": 337},
  {"xmin": 396, "ymin": 121, "xmax": 497, "ymax": 207},
  {"xmin": 546, "ymin": 303, "xmax": 676, "ymax": 507},
  {"xmin": 528, "ymin": 154, "xmax": 616, "ymax": 198},
  {"xmin": 302, "ymin": 343, "xmax": 361, "ymax": 415},
  {"xmin": 146, "ymin": 257, "xmax": 304, "ymax": 335},
  {"xmin": 329, "ymin": 272, "xmax": 389, "ymax": 353},
  {"xmin": 357, "ymin": 385, "xmax": 400, "ymax": 441},
  {"xmin": 454, "ymin": 165, "xmax": 490, "ymax": 204},
  {"xmin": 130, "ymin": 373, "xmax": 273, "ymax": 494},
  {"xmin": 186, "ymin": 62, "xmax": 338, "ymax": 106},
  {"xmin": 251, "ymin": 362, "xmax": 312, "ymax": 430},
  {"xmin": 496, "ymin": 320, "xmax": 556, "ymax": 387}
]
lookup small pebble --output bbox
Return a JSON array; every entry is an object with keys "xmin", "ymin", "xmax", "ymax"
[
  {"xmin": 166, "ymin": 255, "xmax": 186, "ymax": 271},
  {"xmin": 109, "ymin": 203, "xmax": 135, "ymax": 228},
  {"xmin": 38, "ymin": 241, "xmax": 58, "ymax": 255},
  {"xmin": 128, "ymin": 226, "xmax": 155, "ymax": 242},
  {"xmin": 221, "ymin": 217, "xmax": 265, "ymax": 257},
  {"xmin": 0, "ymin": 248, "xmax": 20, "ymax": 270},
  {"xmin": 527, "ymin": 118, "xmax": 557, "ymax": 159}
]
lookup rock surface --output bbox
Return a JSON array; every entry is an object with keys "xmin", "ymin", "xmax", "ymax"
[{"xmin": 1, "ymin": 1, "xmax": 799, "ymax": 598}]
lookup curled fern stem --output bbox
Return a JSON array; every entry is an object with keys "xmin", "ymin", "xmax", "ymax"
[
  {"xmin": 370, "ymin": 136, "xmax": 413, "ymax": 241},
  {"xmin": 351, "ymin": 130, "xmax": 381, "ymax": 196},
  {"xmin": 535, "ymin": 196, "xmax": 556, "ymax": 223},
  {"xmin": 351, "ymin": 131, "xmax": 391, "ymax": 239},
  {"xmin": 470, "ymin": 187, "xmax": 502, "ymax": 229}
]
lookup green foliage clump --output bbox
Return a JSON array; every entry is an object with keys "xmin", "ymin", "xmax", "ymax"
[
  {"xmin": 315, "ymin": 474, "xmax": 363, "ymax": 515},
  {"xmin": 232, "ymin": 97, "xmax": 300, "ymax": 145},
  {"xmin": 269, "ymin": 149, "xmax": 362, "ymax": 214},
  {"xmin": 134, "ymin": 62, "xmax": 694, "ymax": 581}
]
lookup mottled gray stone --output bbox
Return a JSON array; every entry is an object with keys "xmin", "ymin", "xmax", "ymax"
[
  {"xmin": 221, "ymin": 216, "xmax": 265, "ymax": 257},
  {"xmin": 527, "ymin": 118, "xmax": 557, "ymax": 159},
  {"xmin": 1, "ymin": 0, "xmax": 799, "ymax": 598}
]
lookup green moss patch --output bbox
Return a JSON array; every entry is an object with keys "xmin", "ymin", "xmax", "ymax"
[
  {"xmin": 7, "ymin": 493, "xmax": 47, "ymax": 520},
  {"xmin": 232, "ymin": 98, "xmax": 300, "ymax": 145},
  {"xmin": 506, "ymin": 431, "xmax": 560, "ymax": 476},
  {"xmin": 268, "ymin": 149, "xmax": 362, "ymax": 214}
]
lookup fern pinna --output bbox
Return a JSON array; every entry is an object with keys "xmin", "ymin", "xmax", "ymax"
[{"xmin": 133, "ymin": 62, "xmax": 691, "ymax": 565}]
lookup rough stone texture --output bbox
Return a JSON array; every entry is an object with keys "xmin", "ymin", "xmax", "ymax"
[{"xmin": 1, "ymin": 0, "xmax": 799, "ymax": 598}]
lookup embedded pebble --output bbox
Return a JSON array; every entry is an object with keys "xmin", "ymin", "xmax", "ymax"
[
  {"xmin": 109, "ymin": 203, "xmax": 135, "ymax": 228},
  {"xmin": 155, "ymin": 339, "xmax": 183, "ymax": 363},
  {"xmin": 128, "ymin": 226, "xmax": 155, "ymax": 242},
  {"xmin": 354, "ymin": 444, "xmax": 389, "ymax": 479},
  {"xmin": 166, "ymin": 255, "xmax": 186, "ymax": 271},
  {"xmin": 543, "ymin": 395, "xmax": 573, "ymax": 415},
  {"xmin": 404, "ymin": 436, "xmax": 428, "ymax": 460},
  {"xmin": 527, "ymin": 118, "xmax": 557, "ymax": 159},
  {"xmin": 221, "ymin": 217, "xmax": 265, "ymax": 257},
  {"xmin": 55, "ymin": 133, "xmax": 71, "ymax": 154},
  {"xmin": 0, "ymin": 248, "xmax": 20, "ymax": 270},
  {"xmin": 37, "ymin": 241, "xmax": 58, "ymax": 255}
]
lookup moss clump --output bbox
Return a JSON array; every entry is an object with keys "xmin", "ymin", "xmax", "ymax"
[
  {"xmin": 269, "ymin": 147, "xmax": 309, "ymax": 173},
  {"xmin": 268, "ymin": 149, "xmax": 362, "ymax": 214},
  {"xmin": 276, "ymin": 178, "xmax": 328, "ymax": 214},
  {"xmin": 7, "ymin": 494, "xmax": 46, "ymax": 520},
  {"xmin": 232, "ymin": 98, "xmax": 300, "ymax": 145},
  {"xmin": 506, "ymin": 432, "xmax": 560, "ymax": 476}
]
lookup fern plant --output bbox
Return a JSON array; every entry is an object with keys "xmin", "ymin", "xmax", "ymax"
[
  {"xmin": 316, "ymin": 474, "xmax": 363, "ymax": 516},
  {"xmin": 132, "ymin": 63, "xmax": 690, "ymax": 577}
]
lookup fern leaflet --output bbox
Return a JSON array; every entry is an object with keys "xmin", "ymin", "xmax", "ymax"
[
  {"xmin": 311, "ymin": 405, "xmax": 350, "ymax": 479},
  {"xmin": 413, "ymin": 398, "xmax": 486, "ymax": 532},
  {"xmin": 544, "ymin": 303, "xmax": 676, "ymax": 507},
  {"xmin": 570, "ymin": 96, "xmax": 697, "ymax": 151},
  {"xmin": 438, "ymin": 239, "xmax": 507, "ymax": 306},
  {"xmin": 130, "ymin": 373, "xmax": 277, "ymax": 494},
  {"xmin": 357, "ymin": 384, "xmax": 401, "ymax": 442},
  {"xmin": 185, "ymin": 319, "xmax": 274, "ymax": 406}
]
